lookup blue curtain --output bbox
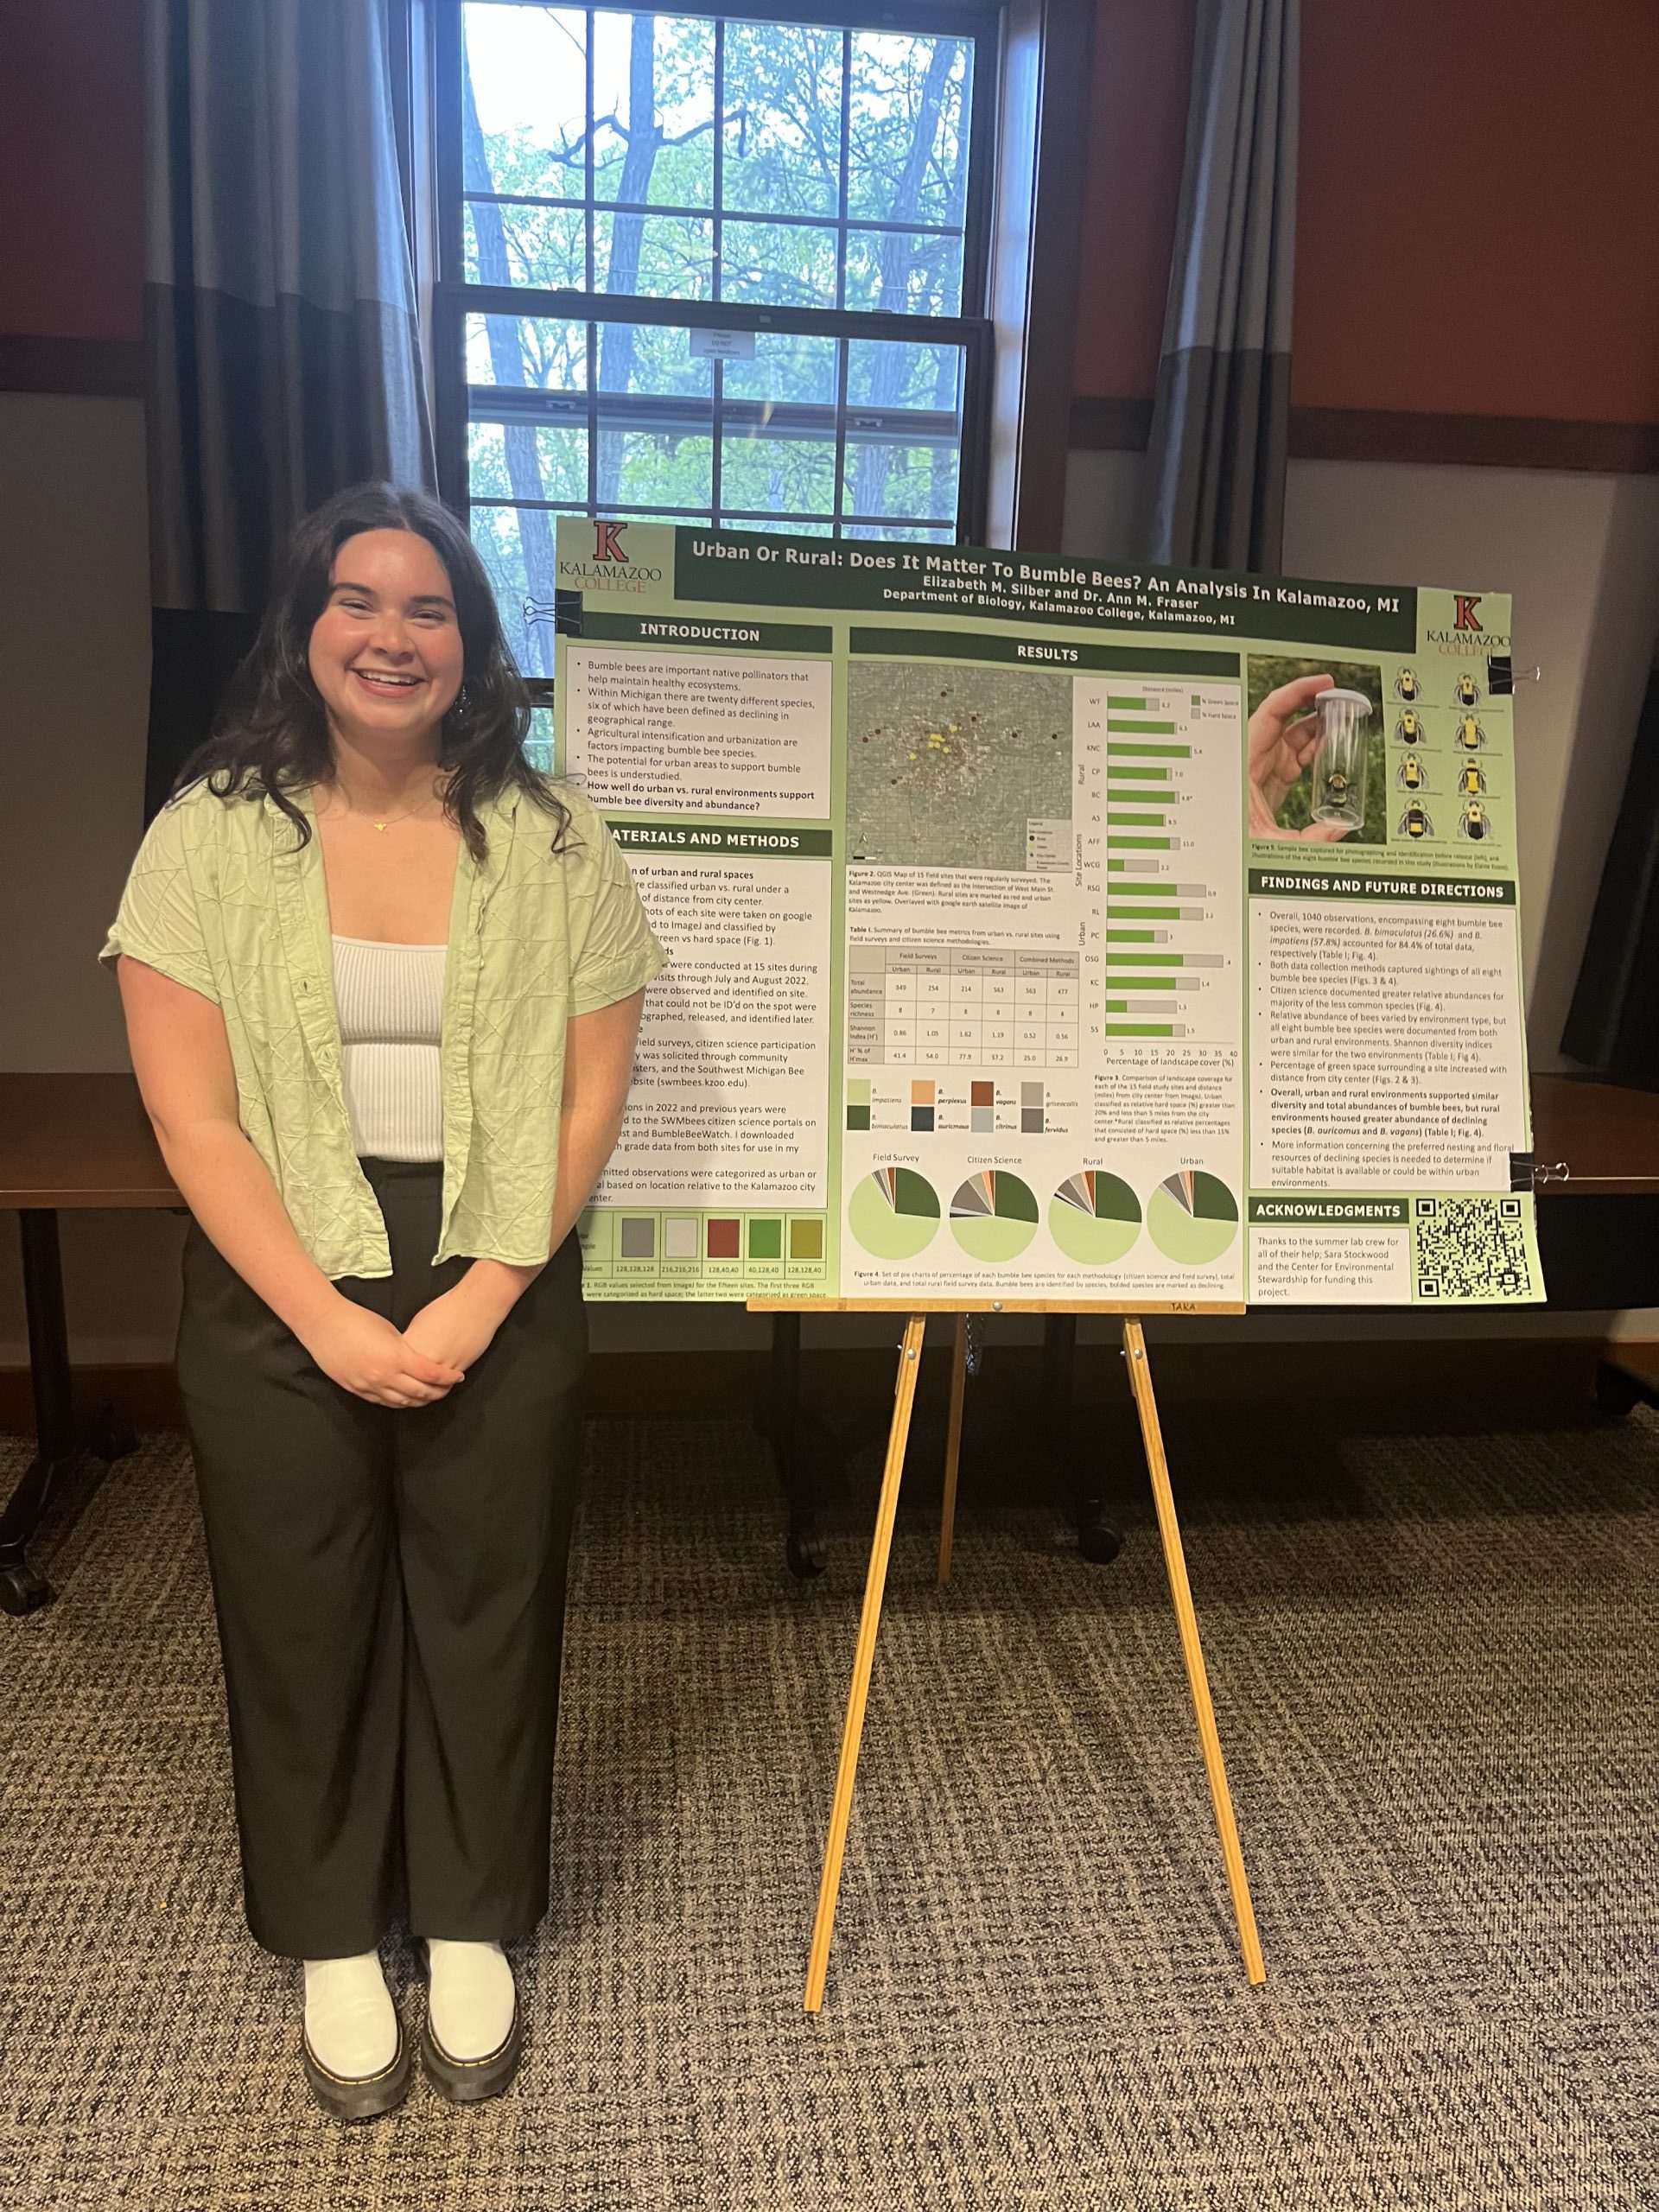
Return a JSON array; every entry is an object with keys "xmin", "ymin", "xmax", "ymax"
[{"xmin": 143, "ymin": 0, "xmax": 435, "ymax": 817}]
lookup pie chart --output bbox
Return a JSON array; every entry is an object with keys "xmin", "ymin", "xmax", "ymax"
[
  {"xmin": 1049, "ymin": 1171, "xmax": 1141, "ymax": 1265},
  {"xmin": 848, "ymin": 1166, "xmax": 940, "ymax": 1260},
  {"xmin": 1146, "ymin": 1170, "xmax": 1239, "ymax": 1265},
  {"xmin": 950, "ymin": 1170, "xmax": 1039, "ymax": 1261}
]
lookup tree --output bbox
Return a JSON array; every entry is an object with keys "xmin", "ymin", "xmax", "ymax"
[
  {"xmin": 848, "ymin": 37, "xmax": 963, "ymax": 528},
  {"xmin": 460, "ymin": 10, "xmax": 971, "ymax": 543},
  {"xmin": 461, "ymin": 41, "xmax": 559, "ymax": 674}
]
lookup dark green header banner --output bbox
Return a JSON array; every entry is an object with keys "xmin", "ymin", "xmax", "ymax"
[
  {"xmin": 1249, "ymin": 868, "xmax": 1517, "ymax": 906},
  {"xmin": 673, "ymin": 531, "xmax": 1417, "ymax": 648},
  {"xmin": 847, "ymin": 627, "xmax": 1236, "ymax": 677},
  {"xmin": 578, "ymin": 612, "xmax": 831, "ymax": 653},
  {"xmin": 1249, "ymin": 1196, "xmax": 1409, "ymax": 1224},
  {"xmin": 608, "ymin": 820, "xmax": 833, "ymax": 857}
]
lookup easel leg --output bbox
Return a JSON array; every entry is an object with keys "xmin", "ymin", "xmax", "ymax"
[
  {"xmin": 804, "ymin": 1313, "xmax": 927, "ymax": 2014},
  {"xmin": 937, "ymin": 1313, "xmax": 968, "ymax": 1586},
  {"xmin": 1121, "ymin": 1319, "xmax": 1266, "ymax": 1986}
]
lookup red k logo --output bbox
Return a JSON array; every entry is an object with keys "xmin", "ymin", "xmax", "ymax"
[
  {"xmin": 1453, "ymin": 594, "xmax": 1483, "ymax": 631},
  {"xmin": 594, "ymin": 520, "xmax": 628, "ymax": 563}
]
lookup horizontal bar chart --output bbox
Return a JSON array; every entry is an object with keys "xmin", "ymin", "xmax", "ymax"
[{"xmin": 1087, "ymin": 674, "xmax": 1243, "ymax": 1054}]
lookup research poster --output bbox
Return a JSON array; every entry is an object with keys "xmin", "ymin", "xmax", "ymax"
[{"xmin": 552, "ymin": 520, "xmax": 1542, "ymax": 1310}]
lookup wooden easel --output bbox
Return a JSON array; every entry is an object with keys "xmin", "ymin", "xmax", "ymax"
[{"xmin": 748, "ymin": 1298, "xmax": 1266, "ymax": 2012}]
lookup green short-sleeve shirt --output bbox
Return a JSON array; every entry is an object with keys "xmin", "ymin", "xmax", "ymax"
[{"xmin": 99, "ymin": 775, "xmax": 665, "ymax": 1279}]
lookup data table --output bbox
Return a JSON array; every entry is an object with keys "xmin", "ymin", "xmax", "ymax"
[{"xmin": 846, "ymin": 944, "xmax": 1080, "ymax": 1069}]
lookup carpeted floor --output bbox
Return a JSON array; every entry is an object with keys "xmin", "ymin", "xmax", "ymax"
[{"xmin": 1, "ymin": 1388, "xmax": 1656, "ymax": 2210}]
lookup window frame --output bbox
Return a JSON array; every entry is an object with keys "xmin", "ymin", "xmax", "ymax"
[{"xmin": 430, "ymin": 0, "xmax": 1001, "ymax": 552}]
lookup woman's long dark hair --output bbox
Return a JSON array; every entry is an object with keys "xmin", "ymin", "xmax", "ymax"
[{"xmin": 171, "ymin": 483, "xmax": 569, "ymax": 860}]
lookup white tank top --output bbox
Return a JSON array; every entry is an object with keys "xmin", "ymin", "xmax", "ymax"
[{"xmin": 330, "ymin": 935, "xmax": 447, "ymax": 1163}]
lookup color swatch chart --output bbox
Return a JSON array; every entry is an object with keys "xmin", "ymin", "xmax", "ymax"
[
  {"xmin": 579, "ymin": 1208, "xmax": 829, "ymax": 1296},
  {"xmin": 1077, "ymin": 678, "xmax": 1243, "ymax": 1043},
  {"xmin": 846, "ymin": 945, "xmax": 1080, "ymax": 1068},
  {"xmin": 845, "ymin": 1076, "xmax": 1048, "ymax": 1135}
]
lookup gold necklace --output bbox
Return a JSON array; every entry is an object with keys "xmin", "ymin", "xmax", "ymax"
[{"xmin": 327, "ymin": 788, "xmax": 440, "ymax": 833}]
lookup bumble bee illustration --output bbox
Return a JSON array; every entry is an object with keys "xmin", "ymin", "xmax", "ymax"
[
  {"xmin": 1395, "ymin": 667, "xmax": 1423, "ymax": 702},
  {"xmin": 1455, "ymin": 715, "xmax": 1485, "ymax": 751},
  {"xmin": 1453, "ymin": 671, "xmax": 1481, "ymax": 708},
  {"xmin": 1398, "ymin": 800, "xmax": 1434, "ymax": 840},
  {"xmin": 1458, "ymin": 761, "xmax": 1486, "ymax": 796},
  {"xmin": 1398, "ymin": 753, "xmax": 1427, "ymax": 791},
  {"xmin": 1459, "ymin": 799, "xmax": 1489, "ymax": 841},
  {"xmin": 1395, "ymin": 707, "xmax": 1425, "ymax": 743}
]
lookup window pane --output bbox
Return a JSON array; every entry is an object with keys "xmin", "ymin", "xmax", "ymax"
[
  {"xmin": 591, "ymin": 13, "xmax": 716, "ymax": 210},
  {"xmin": 844, "ymin": 229, "xmax": 963, "ymax": 317},
  {"xmin": 847, "ymin": 34, "xmax": 972, "ymax": 230},
  {"xmin": 595, "ymin": 322, "xmax": 715, "ymax": 512},
  {"xmin": 721, "ymin": 331, "xmax": 839, "ymax": 511},
  {"xmin": 721, "ymin": 219, "xmax": 837, "ymax": 311},
  {"xmin": 461, "ymin": 4, "xmax": 588, "ymax": 204},
  {"xmin": 471, "ymin": 505, "xmax": 574, "ymax": 680},
  {"xmin": 527, "ymin": 706, "xmax": 556, "ymax": 775},
  {"xmin": 720, "ymin": 424, "xmax": 838, "ymax": 523},
  {"xmin": 721, "ymin": 22, "xmax": 842, "ymax": 219},
  {"xmin": 464, "ymin": 200, "xmax": 587, "ymax": 291},
  {"xmin": 843, "ymin": 439, "xmax": 958, "ymax": 528},
  {"xmin": 467, "ymin": 315, "xmax": 589, "ymax": 677},
  {"xmin": 844, "ymin": 335, "xmax": 961, "ymax": 413},
  {"xmin": 469, "ymin": 420, "xmax": 589, "ymax": 509},
  {"xmin": 723, "ymin": 512, "xmax": 836, "ymax": 537},
  {"xmin": 460, "ymin": 10, "xmax": 979, "ymax": 317},
  {"xmin": 844, "ymin": 337, "xmax": 961, "ymax": 530},
  {"xmin": 721, "ymin": 329, "xmax": 839, "ymax": 411},
  {"xmin": 595, "ymin": 211, "xmax": 714, "ymax": 301},
  {"xmin": 466, "ymin": 314, "xmax": 588, "ymax": 395}
]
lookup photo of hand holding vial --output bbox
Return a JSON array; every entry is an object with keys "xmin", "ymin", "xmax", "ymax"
[{"xmin": 1247, "ymin": 658, "xmax": 1388, "ymax": 845}]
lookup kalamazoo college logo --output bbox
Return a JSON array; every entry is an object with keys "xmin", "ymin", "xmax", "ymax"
[
  {"xmin": 557, "ymin": 518, "xmax": 662, "ymax": 589},
  {"xmin": 1453, "ymin": 594, "xmax": 1483, "ymax": 631}
]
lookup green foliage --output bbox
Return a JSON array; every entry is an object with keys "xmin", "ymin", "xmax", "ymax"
[
  {"xmin": 459, "ymin": 8, "xmax": 969, "ymax": 549},
  {"xmin": 1247, "ymin": 655, "xmax": 1388, "ymax": 847}
]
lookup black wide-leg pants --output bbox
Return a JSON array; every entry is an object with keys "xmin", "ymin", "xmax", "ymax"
[{"xmin": 175, "ymin": 1157, "xmax": 587, "ymax": 1960}]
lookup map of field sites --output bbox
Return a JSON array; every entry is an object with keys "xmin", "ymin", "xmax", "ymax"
[{"xmin": 845, "ymin": 662, "xmax": 1073, "ymax": 871}]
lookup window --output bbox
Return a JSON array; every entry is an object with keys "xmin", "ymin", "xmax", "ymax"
[{"xmin": 435, "ymin": 0, "xmax": 996, "ymax": 689}]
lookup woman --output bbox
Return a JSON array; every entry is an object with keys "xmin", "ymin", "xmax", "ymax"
[{"xmin": 99, "ymin": 484, "xmax": 664, "ymax": 2120}]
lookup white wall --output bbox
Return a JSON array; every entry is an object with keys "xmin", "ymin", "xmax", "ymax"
[
  {"xmin": 1, "ymin": 394, "xmax": 151, "ymax": 1074},
  {"xmin": 0, "ymin": 394, "xmax": 192, "ymax": 1371},
  {"xmin": 2, "ymin": 421, "xmax": 1654, "ymax": 1372},
  {"xmin": 1284, "ymin": 460, "xmax": 1659, "ymax": 1071}
]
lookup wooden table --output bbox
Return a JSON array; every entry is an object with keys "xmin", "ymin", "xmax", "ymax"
[
  {"xmin": 4, "ymin": 1071, "xmax": 1659, "ymax": 1615},
  {"xmin": 1532, "ymin": 1075, "xmax": 1659, "ymax": 1192},
  {"xmin": 1531, "ymin": 1075, "xmax": 1659, "ymax": 1317},
  {"xmin": 0, "ymin": 1075, "xmax": 181, "ymax": 1612}
]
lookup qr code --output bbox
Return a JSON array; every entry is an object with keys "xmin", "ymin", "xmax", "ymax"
[{"xmin": 1413, "ymin": 1196, "xmax": 1530, "ymax": 1300}]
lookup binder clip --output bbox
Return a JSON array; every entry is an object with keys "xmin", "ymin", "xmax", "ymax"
[
  {"xmin": 524, "ymin": 590, "xmax": 584, "ymax": 646},
  {"xmin": 1488, "ymin": 655, "xmax": 1541, "ymax": 696}
]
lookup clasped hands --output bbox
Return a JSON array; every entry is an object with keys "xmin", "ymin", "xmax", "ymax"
[{"xmin": 300, "ymin": 1262, "xmax": 540, "ymax": 1408}]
